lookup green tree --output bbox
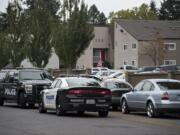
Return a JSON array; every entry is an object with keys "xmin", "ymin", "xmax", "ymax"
[
  {"xmin": 159, "ymin": 0, "xmax": 180, "ymax": 20},
  {"xmin": 54, "ymin": 0, "xmax": 94, "ymax": 72},
  {"xmin": 88, "ymin": 4, "xmax": 107, "ymax": 25},
  {"xmin": 25, "ymin": 0, "xmax": 60, "ymax": 17},
  {"xmin": 88, "ymin": 4, "xmax": 99, "ymax": 24},
  {"xmin": 25, "ymin": 0, "xmax": 53, "ymax": 68},
  {"xmin": 109, "ymin": 3, "xmax": 158, "ymax": 23},
  {"xmin": 98, "ymin": 12, "xmax": 107, "ymax": 25},
  {"xmin": 150, "ymin": 0, "xmax": 157, "ymax": 14},
  {"xmin": 0, "ymin": 32, "xmax": 10, "ymax": 69},
  {"xmin": 5, "ymin": 1, "xmax": 27, "ymax": 67}
]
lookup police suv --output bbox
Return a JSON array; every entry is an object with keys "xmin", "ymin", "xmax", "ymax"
[{"xmin": 0, "ymin": 68, "xmax": 52, "ymax": 108}]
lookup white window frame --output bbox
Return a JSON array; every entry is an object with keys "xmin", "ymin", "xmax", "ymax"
[
  {"xmin": 164, "ymin": 43, "xmax": 176, "ymax": 50},
  {"xmin": 123, "ymin": 44, "xmax": 128, "ymax": 51},
  {"xmin": 164, "ymin": 60, "xmax": 176, "ymax": 65}
]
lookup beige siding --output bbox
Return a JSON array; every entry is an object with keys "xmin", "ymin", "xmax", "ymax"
[
  {"xmin": 76, "ymin": 26, "xmax": 112, "ymax": 69},
  {"xmin": 138, "ymin": 40, "xmax": 180, "ymax": 67},
  {"xmin": 114, "ymin": 22, "xmax": 139, "ymax": 69}
]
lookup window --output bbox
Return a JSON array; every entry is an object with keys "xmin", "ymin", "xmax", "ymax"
[
  {"xmin": 132, "ymin": 60, "xmax": 136, "ymax": 66},
  {"xmin": 51, "ymin": 79, "xmax": 58, "ymax": 88},
  {"xmin": 123, "ymin": 61, "xmax": 127, "ymax": 65},
  {"xmin": 132, "ymin": 43, "xmax": 137, "ymax": 49},
  {"xmin": 165, "ymin": 43, "xmax": 176, "ymax": 50},
  {"xmin": 124, "ymin": 44, "xmax": 128, "ymax": 50},
  {"xmin": 134, "ymin": 81, "xmax": 144, "ymax": 91},
  {"xmin": 141, "ymin": 81, "xmax": 155, "ymax": 91},
  {"xmin": 164, "ymin": 60, "xmax": 176, "ymax": 65},
  {"xmin": 55, "ymin": 80, "xmax": 62, "ymax": 88}
]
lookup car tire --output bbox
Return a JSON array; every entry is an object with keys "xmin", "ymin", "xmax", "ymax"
[
  {"xmin": 77, "ymin": 111, "xmax": 85, "ymax": 115},
  {"xmin": 56, "ymin": 101, "xmax": 65, "ymax": 116},
  {"xmin": 121, "ymin": 99, "xmax": 129, "ymax": 114},
  {"xmin": 146, "ymin": 102, "xmax": 159, "ymax": 118},
  {"xmin": 28, "ymin": 103, "xmax": 35, "ymax": 108},
  {"xmin": 98, "ymin": 111, "xmax": 109, "ymax": 117},
  {"xmin": 0, "ymin": 96, "xmax": 4, "ymax": 106},
  {"xmin": 19, "ymin": 92, "xmax": 26, "ymax": 108}
]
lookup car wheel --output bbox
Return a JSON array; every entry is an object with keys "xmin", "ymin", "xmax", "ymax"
[
  {"xmin": 146, "ymin": 102, "xmax": 159, "ymax": 118},
  {"xmin": 0, "ymin": 96, "xmax": 4, "ymax": 106},
  {"xmin": 56, "ymin": 101, "xmax": 65, "ymax": 116},
  {"xmin": 98, "ymin": 111, "xmax": 109, "ymax": 117},
  {"xmin": 121, "ymin": 99, "xmax": 129, "ymax": 114},
  {"xmin": 77, "ymin": 111, "xmax": 85, "ymax": 115},
  {"xmin": 39, "ymin": 100, "xmax": 47, "ymax": 113},
  {"xmin": 28, "ymin": 103, "xmax": 35, "ymax": 108},
  {"xmin": 19, "ymin": 92, "xmax": 26, "ymax": 108}
]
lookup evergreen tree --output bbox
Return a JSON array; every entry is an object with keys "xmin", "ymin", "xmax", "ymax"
[
  {"xmin": 88, "ymin": 4, "xmax": 100, "ymax": 24},
  {"xmin": 4, "ymin": 1, "xmax": 27, "ymax": 67},
  {"xmin": 98, "ymin": 12, "xmax": 107, "ymax": 25},
  {"xmin": 150, "ymin": 0, "xmax": 157, "ymax": 14},
  {"xmin": 25, "ymin": 0, "xmax": 53, "ymax": 68},
  {"xmin": 159, "ymin": 0, "xmax": 180, "ymax": 20},
  {"xmin": 54, "ymin": 0, "xmax": 94, "ymax": 72}
]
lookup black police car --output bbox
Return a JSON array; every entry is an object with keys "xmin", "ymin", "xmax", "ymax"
[{"xmin": 0, "ymin": 68, "xmax": 52, "ymax": 108}]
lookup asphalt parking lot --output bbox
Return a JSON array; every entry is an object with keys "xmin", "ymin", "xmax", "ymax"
[{"xmin": 0, "ymin": 103, "xmax": 180, "ymax": 135}]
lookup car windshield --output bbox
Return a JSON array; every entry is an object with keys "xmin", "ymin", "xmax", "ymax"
[
  {"xmin": 157, "ymin": 82, "xmax": 180, "ymax": 90},
  {"xmin": 20, "ymin": 71, "xmax": 44, "ymax": 80},
  {"xmin": 66, "ymin": 78, "xmax": 101, "ymax": 87},
  {"xmin": 0, "ymin": 72, "xmax": 7, "ymax": 80}
]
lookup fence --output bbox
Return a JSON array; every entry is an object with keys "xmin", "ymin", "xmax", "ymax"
[{"xmin": 126, "ymin": 71, "xmax": 180, "ymax": 86}]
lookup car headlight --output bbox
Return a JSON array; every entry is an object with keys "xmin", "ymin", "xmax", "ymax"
[{"xmin": 25, "ymin": 85, "xmax": 33, "ymax": 94}]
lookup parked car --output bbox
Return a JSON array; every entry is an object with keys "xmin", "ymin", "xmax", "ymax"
[
  {"xmin": 120, "ymin": 65, "xmax": 138, "ymax": 72},
  {"xmin": 91, "ymin": 67, "xmax": 109, "ymax": 75},
  {"xmin": 136, "ymin": 66, "xmax": 159, "ymax": 74},
  {"xmin": 101, "ymin": 79, "xmax": 132, "ymax": 110},
  {"xmin": 0, "ymin": 68, "xmax": 52, "ymax": 108},
  {"xmin": 121, "ymin": 79, "xmax": 180, "ymax": 118},
  {"xmin": 39, "ymin": 77, "xmax": 111, "ymax": 117},
  {"xmin": 105, "ymin": 71, "xmax": 126, "ymax": 81},
  {"xmin": 157, "ymin": 65, "xmax": 180, "ymax": 72}
]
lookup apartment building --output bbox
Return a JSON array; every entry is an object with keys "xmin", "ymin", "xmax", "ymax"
[{"xmin": 114, "ymin": 20, "xmax": 180, "ymax": 68}]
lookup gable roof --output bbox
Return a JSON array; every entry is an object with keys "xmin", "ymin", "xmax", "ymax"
[{"xmin": 117, "ymin": 20, "xmax": 180, "ymax": 41}]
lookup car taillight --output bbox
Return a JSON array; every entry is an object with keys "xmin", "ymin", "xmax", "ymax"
[
  {"xmin": 68, "ymin": 90, "xmax": 85, "ymax": 95},
  {"xmin": 68, "ymin": 89, "xmax": 111, "ymax": 95},
  {"xmin": 161, "ymin": 92, "xmax": 169, "ymax": 100}
]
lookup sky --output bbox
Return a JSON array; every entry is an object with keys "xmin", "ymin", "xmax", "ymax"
[{"xmin": 0, "ymin": 0, "xmax": 162, "ymax": 17}]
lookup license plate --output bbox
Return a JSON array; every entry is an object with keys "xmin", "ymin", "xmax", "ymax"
[{"xmin": 86, "ymin": 99, "xmax": 95, "ymax": 104}]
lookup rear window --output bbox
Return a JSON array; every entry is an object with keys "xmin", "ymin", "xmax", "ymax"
[
  {"xmin": 157, "ymin": 82, "xmax": 180, "ymax": 90},
  {"xmin": 66, "ymin": 78, "xmax": 100, "ymax": 87}
]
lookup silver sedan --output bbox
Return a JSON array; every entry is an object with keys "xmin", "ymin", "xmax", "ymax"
[{"xmin": 121, "ymin": 79, "xmax": 180, "ymax": 118}]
